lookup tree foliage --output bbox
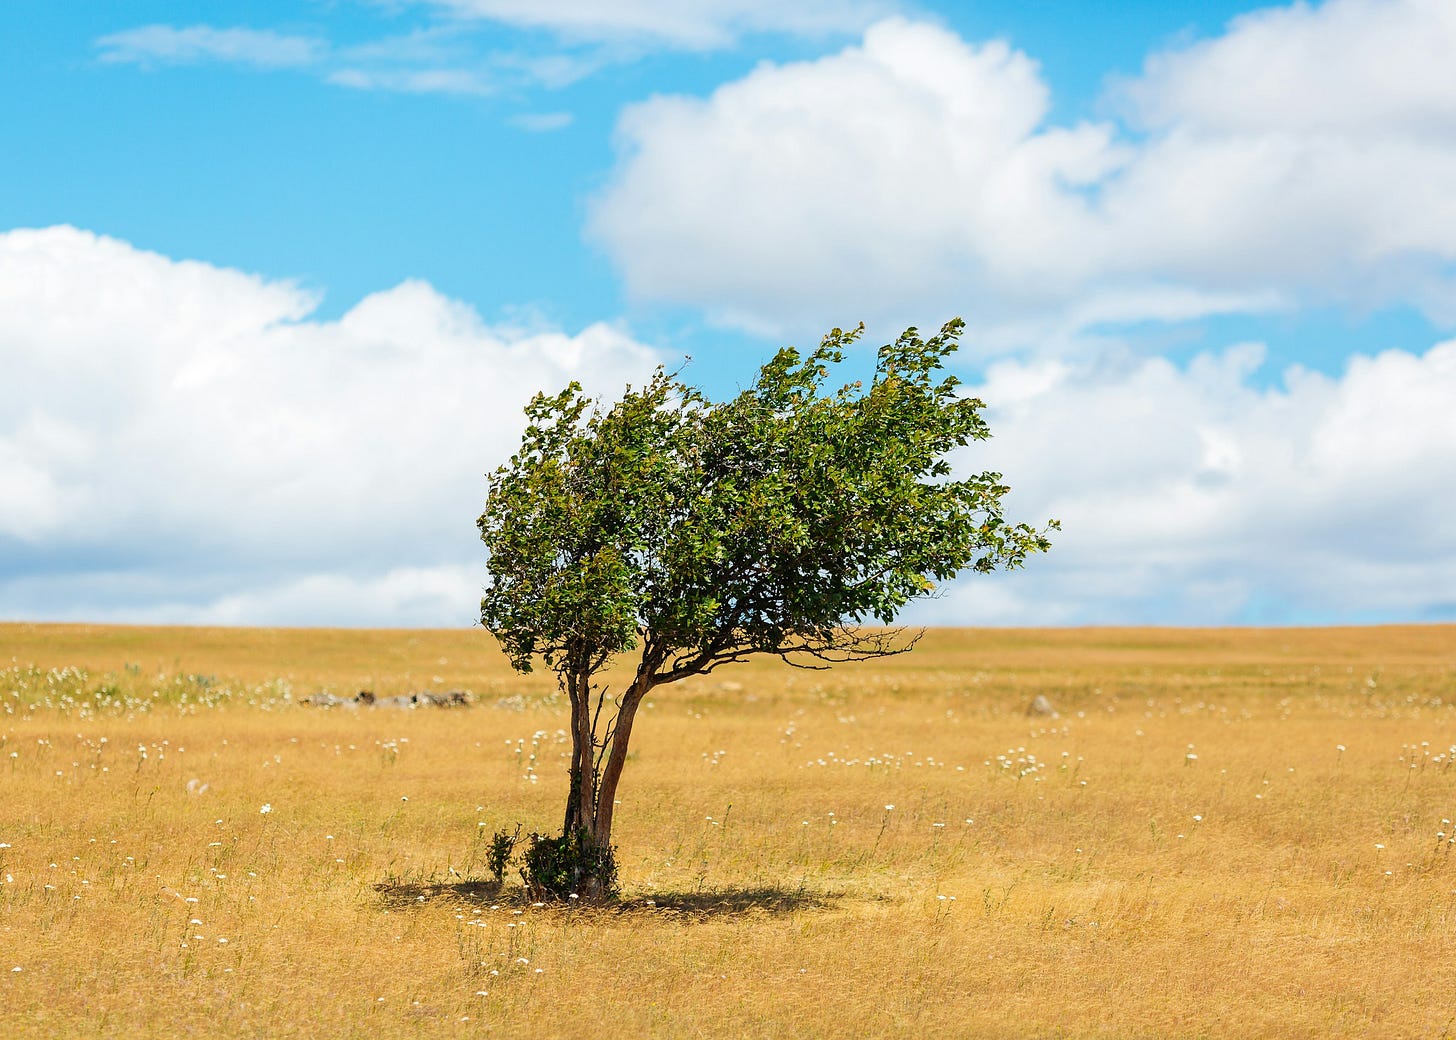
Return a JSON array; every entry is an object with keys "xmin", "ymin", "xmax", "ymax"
[{"xmin": 478, "ymin": 319, "xmax": 1055, "ymax": 898}]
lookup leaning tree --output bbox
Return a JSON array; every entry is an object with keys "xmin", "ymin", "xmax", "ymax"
[{"xmin": 478, "ymin": 319, "xmax": 1054, "ymax": 899}]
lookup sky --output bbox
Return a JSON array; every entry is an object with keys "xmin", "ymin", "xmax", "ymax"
[{"xmin": 3, "ymin": 0, "xmax": 1455, "ymax": 628}]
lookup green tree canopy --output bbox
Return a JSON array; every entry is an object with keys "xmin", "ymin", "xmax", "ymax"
[{"xmin": 478, "ymin": 319, "xmax": 1055, "ymax": 898}]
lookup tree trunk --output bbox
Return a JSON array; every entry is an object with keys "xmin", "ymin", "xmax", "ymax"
[
  {"xmin": 589, "ymin": 670, "xmax": 653, "ymax": 848},
  {"xmin": 530, "ymin": 642, "xmax": 666, "ymax": 902},
  {"xmin": 562, "ymin": 663, "xmax": 596, "ymax": 837},
  {"xmin": 540, "ymin": 662, "xmax": 656, "ymax": 900}
]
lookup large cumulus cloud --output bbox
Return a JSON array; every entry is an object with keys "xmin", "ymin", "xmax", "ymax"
[
  {"xmin": 0, "ymin": 226, "xmax": 658, "ymax": 625},
  {"xmin": 590, "ymin": 2, "xmax": 1456, "ymax": 340},
  {"xmin": 916, "ymin": 338, "xmax": 1456, "ymax": 624}
]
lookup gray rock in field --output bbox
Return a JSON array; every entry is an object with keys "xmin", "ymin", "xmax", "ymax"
[
  {"xmin": 1026, "ymin": 694, "xmax": 1058, "ymax": 717},
  {"xmin": 413, "ymin": 689, "xmax": 473, "ymax": 707},
  {"xmin": 352, "ymin": 689, "xmax": 474, "ymax": 709},
  {"xmin": 302, "ymin": 691, "xmax": 358, "ymax": 708},
  {"xmin": 352, "ymin": 690, "xmax": 413, "ymax": 708}
]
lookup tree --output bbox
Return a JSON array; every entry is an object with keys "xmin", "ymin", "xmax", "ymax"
[{"xmin": 478, "ymin": 319, "xmax": 1055, "ymax": 899}]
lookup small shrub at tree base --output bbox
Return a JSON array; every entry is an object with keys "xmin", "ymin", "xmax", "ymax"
[{"xmin": 520, "ymin": 829, "xmax": 619, "ymax": 901}]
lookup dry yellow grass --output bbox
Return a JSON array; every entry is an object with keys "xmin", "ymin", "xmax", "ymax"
[{"xmin": 3, "ymin": 622, "xmax": 1455, "ymax": 1038}]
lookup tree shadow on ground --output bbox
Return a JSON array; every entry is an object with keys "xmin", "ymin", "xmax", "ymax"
[
  {"xmin": 613, "ymin": 886, "xmax": 837, "ymax": 918},
  {"xmin": 373, "ymin": 878, "xmax": 503, "ymax": 910},
  {"xmin": 373, "ymin": 878, "xmax": 836, "ymax": 918}
]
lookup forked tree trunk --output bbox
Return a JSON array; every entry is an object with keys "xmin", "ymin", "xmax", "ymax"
[
  {"xmin": 562, "ymin": 663, "xmax": 597, "ymax": 838},
  {"xmin": 555, "ymin": 662, "xmax": 657, "ymax": 900}
]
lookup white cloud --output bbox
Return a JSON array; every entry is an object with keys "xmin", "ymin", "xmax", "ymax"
[
  {"xmin": 510, "ymin": 111, "xmax": 575, "ymax": 132},
  {"xmin": 590, "ymin": 5, "xmax": 1456, "ymax": 340},
  {"xmin": 327, "ymin": 66, "xmax": 494, "ymax": 96},
  {"xmin": 96, "ymin": 25, "xmax": 327, "ymax": 68},
  {"xmin": 588, "ymin": 18, "xmax": 1132, "ymax": 337},
  {"xmin": 94, "ymin": 21, "xmax": 594, "ymax": 98},
  {"xmin": 1120, "ymin": 0, "xmax": 1456, "ymax": 136},
  {"xmin": 1097, "ymin": 0, "xmax": 1456, "ymax": 315},
  {"xmin": 93, "ymin": 1, "xmax": 896, "ymax": 101},
  {"xmin": 591, "ymin": 18, "xmax": 1124, "ymax": 336},
  {"xmin": 912, "ymin": 338, "xmax": 1456, "ymax": 624},
  {"xmin": 327, "ymin": 25, "xmax": 585, "ymax": 96},
  {"xmin": 0, "ymin": 227, "xmax": 658, "ymax": 625},
  {"xmin": 6, "ymin": 225, "xmax": 1452, "ymax": 627},
  {"xmin": 416, "ymin": 0, "xmax": 895, "ymax": 49},
  {"xmin": 0, "ymin": 565, "xmax": 484, "ymax": 628}
]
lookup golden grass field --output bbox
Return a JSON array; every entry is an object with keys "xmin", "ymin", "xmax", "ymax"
[{"xmin": 3, "ymin": 621, "xmax": 1455, "ymax": 1038}]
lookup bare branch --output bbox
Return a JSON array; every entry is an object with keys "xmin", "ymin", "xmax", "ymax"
[{"xmin": 654, "ymin": 626, "xmax": 920, "ymax": 684}]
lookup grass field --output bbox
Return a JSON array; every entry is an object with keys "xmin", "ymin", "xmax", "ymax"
[{"xmin": 3, "ymin": 622, "xmax": 1455, "ymax": 1038}]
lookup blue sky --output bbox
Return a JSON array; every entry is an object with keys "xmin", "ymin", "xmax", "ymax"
[{"xmin": 3, "ymin": 0, "xmax": 1455, "ymax": 627}]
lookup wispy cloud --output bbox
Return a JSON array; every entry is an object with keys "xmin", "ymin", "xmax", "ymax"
[
  {"xmin": 415, "ymin": 0, "xmax": 897, "ymax": 50},
  {"xmin": 487, "ymin": 49, "xmax": 607, "ymax": 89},
  {"xmin": 96, "ymin": 24, "xmax": 327, "ymax": 68},
  {"xmin": 94, "ymin": 19, "xmax": 607, "ymax": 98},
  {"xmin": 510, "ymin": 111, "xmax": 574, "ymax": 132},
  {"xmin": 327, "ymin": 66, "xmax": 494, "ymax": 96},
  {"xmin": 93, "ymin": 2, "xmax": 896, "ymax": 102}
]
